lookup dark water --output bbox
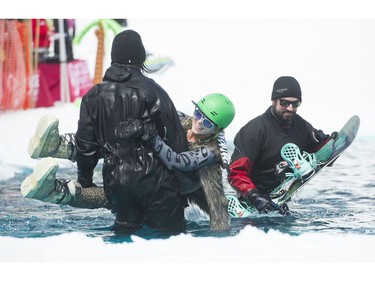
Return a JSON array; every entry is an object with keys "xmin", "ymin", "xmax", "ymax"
[{"xmin": 1, "ymin": 137, "xmax": 374, "ymax": 243}]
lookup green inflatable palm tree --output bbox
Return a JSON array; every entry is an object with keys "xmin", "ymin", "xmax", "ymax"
[{"xmin": 73, "ymin": 19, "xmax": 123, "ymax": 84}]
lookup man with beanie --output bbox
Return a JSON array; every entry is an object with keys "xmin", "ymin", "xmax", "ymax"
[
  {"xmin": 228, "ymin": 76, "xmax": 333, "ymax": 214},
  {"xmin": 74, "ymin": 29, "xmax": 189, "ymax": 234}
]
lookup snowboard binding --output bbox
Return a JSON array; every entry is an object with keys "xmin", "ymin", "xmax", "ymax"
[
  {"xmin": 226, "ymin": 195, "xmax": 253, "ymax": 218},
  {"xmin": 271, "ymin": 143, "xmax": 318, "ymax": 200},
  {"xmin": 281, "ymin": 143, "xmax": 317, "ymax": 181}
]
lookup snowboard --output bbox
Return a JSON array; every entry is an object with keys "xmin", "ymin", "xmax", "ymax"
[{"xmin": 227, "ymin": 115, "xmax": 360, "ymax": 218}]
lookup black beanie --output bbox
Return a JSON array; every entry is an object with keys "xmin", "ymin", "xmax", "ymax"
[
  {"xmin": 111, "ymin": 30, "xmax": 146, "ymax": 65},
  {"xmin": 271, "ymin": 76, "xmax": 302, "ymax": 102}
]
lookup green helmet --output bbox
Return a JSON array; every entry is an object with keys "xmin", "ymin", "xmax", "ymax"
[{"xmin": 192, "ymin": 93, "xmax": 235, "ymax": 129}]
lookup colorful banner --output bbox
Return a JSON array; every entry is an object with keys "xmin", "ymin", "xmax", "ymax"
[{"xmin": 36, "ymin": 59, "xmax": 93, "ymax": 107}]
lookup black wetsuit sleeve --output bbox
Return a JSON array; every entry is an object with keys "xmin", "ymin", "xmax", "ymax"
[{"xmin": 151, "ymin": 134, "xmax": 218, "ymax": 171}]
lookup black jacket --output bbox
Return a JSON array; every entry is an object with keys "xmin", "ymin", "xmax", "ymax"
[
  {"xmin": 75, "ymin": 63, "xmax": 188, "ymax": 209},
  {"xmin": 229, "ymin": 106, "xmax": 329, "ymax": 195}
]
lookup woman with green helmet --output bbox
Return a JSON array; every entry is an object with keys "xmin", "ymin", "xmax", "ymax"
[
  {"xmin": 152, "ymin": 93, "xmax": 236, "ymax": 172},
  {"xmin": 193, "ymin": 92, "xmax": 236, "ymax": 130},
  {"xmin": 23, "ymin": 93, "xmax": 236, "ymax": 231}
]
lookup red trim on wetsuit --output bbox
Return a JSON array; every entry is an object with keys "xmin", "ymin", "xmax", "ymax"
[{"xmin": 228, "ymin": 157, "xmax": 256, "ymax": 195}]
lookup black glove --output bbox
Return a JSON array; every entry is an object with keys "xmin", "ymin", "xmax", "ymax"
[
  {"xmin": 115, "ymin": 119, "xmax": 144, "ymax": 140},
  {"xmin": 330, "ymin": 131, "xmax": 338, "ymax": 140},
  {"xmin": 313, "ymin": 129, "xmax": 330, "ymax": 142},
  {"xmin": 141, "ymin": 119, "xmax": 157, "ymax": 141},
  {"xmin": 115, "ymin": 119, "xmax": 157, "ymax": 141},
  {"xmin": 244, "ymin": 189, "xmax": 281, "ymax": 214}
]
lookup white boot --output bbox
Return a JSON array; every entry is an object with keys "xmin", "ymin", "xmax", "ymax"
[
  {"xmin": 21, "ymin": 158, "xmax": 77, "ymax": 204},
  {"xmin": 28, "ymin": 115, "xmax": 76, "ymax": 160}
]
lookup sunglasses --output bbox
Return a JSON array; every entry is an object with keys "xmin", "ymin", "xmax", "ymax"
[
  {"xmin": 279, "ymin": 99, "xmax": 301, "ymax": 108},
  {"xmin": 193, "ymin": 109, "xmax": 216, "ymax": 130}
]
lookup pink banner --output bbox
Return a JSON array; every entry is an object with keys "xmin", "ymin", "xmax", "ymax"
[{"xmin": 36, "ymin": 59, "xmax": 93, "ymax": 107}]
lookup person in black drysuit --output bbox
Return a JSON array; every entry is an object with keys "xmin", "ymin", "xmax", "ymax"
[
  {"xmin": 75, "ymin": 29, "xmax": 189, "ymax": 234},
  {"xmin": 228, "ymin": 76, "xmax": 335, "ymax": 215}
]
